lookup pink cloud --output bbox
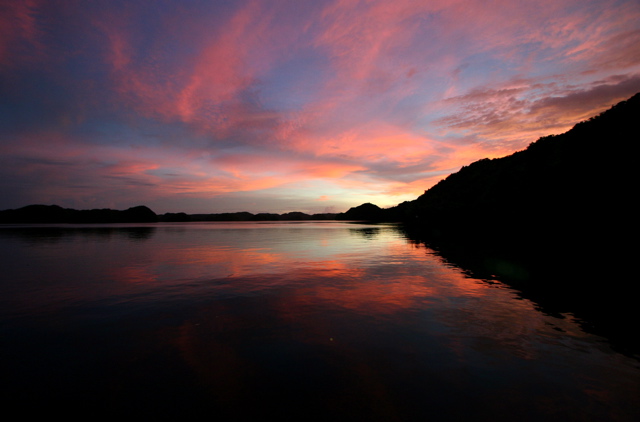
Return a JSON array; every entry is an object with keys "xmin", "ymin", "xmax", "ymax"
[
  {"xmin": 435, "ymin": 74, "xmax": 640, "ymax": 150},
  {"xmin": 97, "ymin": 0, "xmax": 640, "ymax": 160},
  {"xmin": 2, "ymin": 0, "xmax": 639, "ymax": 213},
  {"xmin": 98, "ymin": 1, "xmax": 305, "ymax": 138},
  {"xmin": 0, "ymin": 0, "xmax": 43, "ymax": 65}
]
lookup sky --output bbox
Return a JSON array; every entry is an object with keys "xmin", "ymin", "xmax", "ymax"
[{"xmin": 1, "ymin": 0, "xmax": 639, "ymax": 214}]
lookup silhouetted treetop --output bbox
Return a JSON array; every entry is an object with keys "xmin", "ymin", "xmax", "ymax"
[{"xmin": 389, "ymin": 91, "xmax": 639, "ymax": 230}]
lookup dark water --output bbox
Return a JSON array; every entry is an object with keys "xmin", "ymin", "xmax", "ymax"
[{"xmin": 1, "ymin": 222, "xmax": 638, "ymax": 420}]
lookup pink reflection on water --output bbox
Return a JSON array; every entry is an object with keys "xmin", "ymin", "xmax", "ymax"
[{"xmin": 2, "ymin": 223, "xmax": 640, "ymax": 419}]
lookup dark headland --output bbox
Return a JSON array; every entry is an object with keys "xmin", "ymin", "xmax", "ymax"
[
  {"xmin": 335, "ymin": 92, "xmax": 639, "ymax": 354},
  {"xmin": 2, "ymin": 92, "xmax": 636, "ymax": 234},
  {"xmin": 2, "ymin": 92, "xmax": 639, "ymax": 352},
  {"xmin": 2, "ymin": 91, "xmax": 637, "ymax": 231}
]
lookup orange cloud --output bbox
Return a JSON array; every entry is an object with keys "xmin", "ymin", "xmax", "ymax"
[
  {"xmin": 2, "ymin": 0, "xmax": 639, "ymax": 213},
  {"xmin": 436, "ymin": 74, "xmax": 640, "ymax": 148}
]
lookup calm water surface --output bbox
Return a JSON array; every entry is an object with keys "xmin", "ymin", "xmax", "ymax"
[{"xmin": 1, "ymin": 222, "xmax": 638, "ymax": 420}]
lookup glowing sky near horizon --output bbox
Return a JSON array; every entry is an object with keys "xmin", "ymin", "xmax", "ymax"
[{"xmin": 1, "ymin": 0, "xmax": 639, "ymax": 214}]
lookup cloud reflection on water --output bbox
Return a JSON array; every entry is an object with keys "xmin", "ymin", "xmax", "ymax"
[{"xmin": 1, "ymin": 222, "xmax": 639, "ymax": 420}]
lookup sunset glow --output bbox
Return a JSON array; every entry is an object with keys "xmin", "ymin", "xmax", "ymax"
[{"xmin": 2, "ymin": 0, "xmax": 639, "ymax": 213}]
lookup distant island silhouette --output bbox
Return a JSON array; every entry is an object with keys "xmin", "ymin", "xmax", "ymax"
[
  {"xmin": 0, "ymin": 205, "xmax": 340, "ymax": 224},
  {"xmin": 0, "ymin": 205, "xmax": 158, "ymax": 224},
  {"xmin": 2, "ymin": 92, "xmax": 637, "ymax": 230},
  {"xmin": 2, "ymin": 92, "xmax": 638, "ymax": 351}
]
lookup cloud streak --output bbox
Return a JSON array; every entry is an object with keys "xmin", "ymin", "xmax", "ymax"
[{"xmin": 1, "ymin": 0, "xmax": 639, "ymax": 213}]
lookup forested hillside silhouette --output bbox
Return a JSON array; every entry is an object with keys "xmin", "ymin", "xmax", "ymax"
[
  {"xmin": 393, "ymin": 92, "xmax": 637, "ymax": 236},
  {"xmin": 385, "ymin": 92, "xmax": 638, "ymax": 347},
  {"xmin": 3, "ymin": 92, "xmax": 637, "ymax": 233},
  {"xmin": 339, "ymin": 92, "xmax": 637, "ymax": 249},
  {"xmin": 337, "ymin": 93, "xmax": 639, "ymax": 326}
]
